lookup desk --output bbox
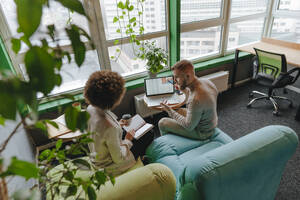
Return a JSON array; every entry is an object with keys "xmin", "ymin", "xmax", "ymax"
[{"xmin": 232, "ymin": 38, "xmax": 300, "ymax": 120}]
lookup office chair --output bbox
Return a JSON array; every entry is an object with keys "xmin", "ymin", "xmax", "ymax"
[{"xmin": 247, "ymin": 48, "xmax": 300, "ymax": 116}]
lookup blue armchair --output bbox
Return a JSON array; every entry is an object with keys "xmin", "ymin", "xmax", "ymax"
[{"xmin": 146, "ymin": 125, "xmax": 298, "ymax": 200}]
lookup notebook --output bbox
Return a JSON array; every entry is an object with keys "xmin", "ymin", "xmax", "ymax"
[{"xmin": 122, "ymin": 114, "xmax": 154, "ymax": 140}]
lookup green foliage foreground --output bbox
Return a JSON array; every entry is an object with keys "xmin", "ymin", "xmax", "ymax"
[{"xmin": 0, "ymin": 0, "xmax": 112, "ymax": 199}]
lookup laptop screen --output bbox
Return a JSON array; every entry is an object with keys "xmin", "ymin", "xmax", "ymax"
[{"xmin": 144, "ymin": 76, "xmax": 174, "ymax": 96}]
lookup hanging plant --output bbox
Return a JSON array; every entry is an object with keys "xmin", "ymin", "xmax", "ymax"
[{"xmin": 111, "ymin": 0, "xmax": 146, "ymax": 61}]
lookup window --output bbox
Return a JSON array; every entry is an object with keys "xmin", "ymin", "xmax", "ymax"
[
  {"xmin": 226, "ymin": 0, "xmax": 267, "ymax": 51},
  {"xmin": 180, "ymin": 0, "xmax": 222, "ymax": 24},
  {"xmin": 270, "ymin": 0, "xmax": 300, "ymax": 43},
  {"xmin": 180, "ymin": 0, "xmax": 223, "ymax": 61},
  {"xmin": 0, "ymin": 0, "xmax": 99, "ymax": 97},
  {"xmin": 227, "ymin": 18, "xmax": 265, "ymax": 49},
  {"xmin": 231, "ymin": 0, "xmax": 267, "ymax": 18}
]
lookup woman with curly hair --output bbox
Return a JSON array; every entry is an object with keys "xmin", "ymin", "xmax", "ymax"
[{"xmin": 84, "ymin": 70, "xmax": 136, "ymax": 176}]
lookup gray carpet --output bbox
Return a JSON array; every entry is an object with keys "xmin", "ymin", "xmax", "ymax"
[{"xmin": 149, "ymin": 80, "xmax": 300, "ymax": 199}]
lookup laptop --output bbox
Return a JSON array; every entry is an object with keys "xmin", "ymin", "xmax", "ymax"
[{"xmin": 144, "ymin": 76, "xmax": 182, "ymax": 107}]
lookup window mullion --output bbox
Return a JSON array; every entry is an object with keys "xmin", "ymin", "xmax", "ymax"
[
  {"xmin": 263, "ymin": 0, "xmax": 276, "ymax": 38},
  {"xmin": 84, "ymin": 0, "xmax": 111, "ymax": 71},
  {"xmin": 220, "ymin": 0, "xmax": 231, "ymax": 56},
  {"xmin": 180, "ymin": 18, "xmax": 224, "ymax": 34},
  {"xmin": 229, "ymin": 13, "xmax": 266, "ymax": 24}
]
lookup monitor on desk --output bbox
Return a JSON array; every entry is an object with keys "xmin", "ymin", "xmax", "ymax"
[{"xmin": 144, "ymin": 76, "xmax": 174, "ymax": 97}]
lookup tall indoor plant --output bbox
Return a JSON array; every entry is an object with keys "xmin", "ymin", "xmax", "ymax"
[{"xmin": 0, "ymin": 0, "xmax": 112, "ymax": 199}]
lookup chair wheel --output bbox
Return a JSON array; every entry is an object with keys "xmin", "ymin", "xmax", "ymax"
[
  {"xmin": 249, "ymin": 92, "xmax": 254, "ymax": 98},
  {"xmin": 273, "ymin": 111, "xmax": 280, "ymax": 116},
  {"xmin": 247, "ymin": 104, "xmax": 252, "ymax": 108},
  {"xmin": 289, "ymin": 103, "xmax": 293, "ymax": 108}
]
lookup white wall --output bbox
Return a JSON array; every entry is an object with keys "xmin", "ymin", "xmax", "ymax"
[{"xmin": 0, "ymin": 115, "xmax": 36, "ymax": 196}]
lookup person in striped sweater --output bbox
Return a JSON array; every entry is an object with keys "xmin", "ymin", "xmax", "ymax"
[{"xmin": 159, "ymin": 60, "xmax": 218, "ymax": 140}]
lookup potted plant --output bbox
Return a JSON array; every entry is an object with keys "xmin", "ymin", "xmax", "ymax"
[{"xmin": 142, "ymin": 41, "xmax": 168, "ymax": 78}]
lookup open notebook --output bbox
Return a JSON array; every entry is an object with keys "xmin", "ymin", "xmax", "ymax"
[
  {"xmin": 122, "ymin": 114, "xmax": 154, "ymax": 140},
  {"xmin": 46, "ymin": 115, "xmax": 82, "ymax": 139}
]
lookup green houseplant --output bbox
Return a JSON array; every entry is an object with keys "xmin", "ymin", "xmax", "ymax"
[
  {"xmin": 143, "ymin": 41, "xmax": 168, "ymax": 77},
  {"xmin": 112, "ymin": 0, "xmax": 168, "ymax": 77},
  {"xmin": 0, "ymin": 0, "xmax": 112, "ymax": 199}
]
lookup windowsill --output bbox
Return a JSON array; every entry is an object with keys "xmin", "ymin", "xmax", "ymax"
[{"xmin": 38, "ymin": 52, "xmax": 252, "ymax": 114}]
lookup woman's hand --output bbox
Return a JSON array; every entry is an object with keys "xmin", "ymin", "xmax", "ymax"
[
  {"xmin": 119, "ymin": 119, "xmax": 129, "ymax": 127},
  {"xmin": 125, "ymin": 129, "xmax": 135, "ymax": 141}
]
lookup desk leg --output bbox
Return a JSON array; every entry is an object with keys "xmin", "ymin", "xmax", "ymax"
[
  {"xmin": 296, "ymin": 105, "xmax": 300, "ymax": 121},
  {"xmin": 231, "ymin": 49, "xmax": 240, "ymax": 88}
]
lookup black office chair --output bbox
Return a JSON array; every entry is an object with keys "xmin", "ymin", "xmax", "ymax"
[{"xmin": 247, "ymin": 48, "xmax": 300, "ymax": 116}]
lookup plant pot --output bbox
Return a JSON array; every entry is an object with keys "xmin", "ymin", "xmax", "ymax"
[{"xmin": 148, "ymin": 71, "xmax": 157, "ymax": 78}]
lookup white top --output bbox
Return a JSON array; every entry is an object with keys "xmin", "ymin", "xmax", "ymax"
[{"xmin": 87, "ymin": 105, "xmax": 136, "ymax": 176}]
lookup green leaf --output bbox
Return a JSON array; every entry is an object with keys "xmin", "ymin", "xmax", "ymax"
[
  {"xmin": 113, "ymin": 16, "xmax": 119, "ymax": 23},
  {"xmin": 20, "ymin": 35, "xmax": 31, "ymax": 47},
  {"xmin": 35, "ymin": 121, "xmax": 47, "ymax": 133},
  {"xmin": 72, "ymin": 159, "xmax": 91, "ymax": 170},
  {"xmin": 14, "ymin": 0, "xmax": 42, "ymax": 37},
  {"xmin": 87, "ymin": 186, "xmax": 96, "ymax": 200},
  {"xmin": 129, "ymin": 17, "xmax": 136, "ymax": 23},
  {"xmin": 56, "ymin": 139, "xmax": 63, "ymax": 150},
  {"xmin": 65, "ymin": 106, "xmax": 90, "ymax": 132},
  {"xmin": 0, "ymin": 116, "xmax": 5, "ymax": 126},
  {"xmin": 11, "ymin": 38, "xmax": 21, "ymax": 54},
  {"xmin": 39, "ymin": 149, "xmax": 51, "ymax": 160},
  {"xmin": 45, "ymin": 120, "xmax": 58, "ymax": 129},
  {"xmin": 95, "ymin": 171, "xmax": 107, "ymax": 185},
  {"xmin": 128, "ymin": 5, "xmax": 134, "ymax": 11},
  {"xmin": 1, "ymin": 157, "xmax": 39, "ymax": 180},
  {"xmin": 65, "ymin": 106, "xmax": 78, "ymax": 131},
  {"xmin": 66, "ymin": 184, "xmax": 77, "ymax": 197},
  {"xmin": 66, "ymin": 25, "xmax": 86, "ymax": 67},
  {"xmin": 24, "ymin": 46, "xmax": 56, "ymax": 95},
  {"xmin": 0, "ymin": 82, "xmax": 17, "ymax": 120},
  {"xmin": 117, "ymin": 1, "xmax": 125, "ymax": 9},
  {"xmin": 64, "ymin": 171, "xmax": 74, "ymax": 182},
  {"xmin": 116, "ymin": 29, "xmax": 121, "ymax": 33},
  {"xmin": 57, "ymin": 0, "xmax": 86, "ymax": 16},
  {"xmin": 47, "ymin": 24, "xmax": 56, "ymax": 41},
  {"xmin": 114, "ymin": 40, "xmax": 119, "ymax": 45}
]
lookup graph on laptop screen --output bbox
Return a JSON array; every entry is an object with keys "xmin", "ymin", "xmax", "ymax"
[{"xmin": 145, "ymin": 76, "xmax": 174, "ymax": 96}]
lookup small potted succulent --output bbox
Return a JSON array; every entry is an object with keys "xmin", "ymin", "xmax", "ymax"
[{"xmin": 142, "ymin": 41, "xmax": 168, "ymax": 78}]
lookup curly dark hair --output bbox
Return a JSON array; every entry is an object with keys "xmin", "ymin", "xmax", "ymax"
[{"xmin": 84, "ymin": 71, "xmax": 125, "ymax": 110}]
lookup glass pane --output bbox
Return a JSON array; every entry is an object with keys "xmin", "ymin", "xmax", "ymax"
[
  {"xmin": 100, "ymin": 0, "xmax": 166, "ymax": 40},
  {"xmin": 231, "ymin": 0, "xmax": 267, "ymax": 18},
  {"xmin": 227, "ymin": 18, "xmax": 264, "ymax": 50},
  {"xmin": 47, "ymin": 50, "xmax": 100, "ymax": 96},
  {"xmin": 271, "ymin": 18, "xmax": 300, "ymax": 43},
  {"xmin": 108, "ymin": 37, "xmax": 167, "ymax": 77},
  {"xmin": 0, "ymin": 0, "xmax": 90, "ymax": 52},
  {"xmin": 180, "ymin": 26, "xmax": 221, "ymax": 60},
  {"xmin": 180, "ymin": 0, "xmax": 222, "ymax": 24},
  {"xmin": 278, "ymin": 0, "xmax": 300, "ymax": 10}
]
